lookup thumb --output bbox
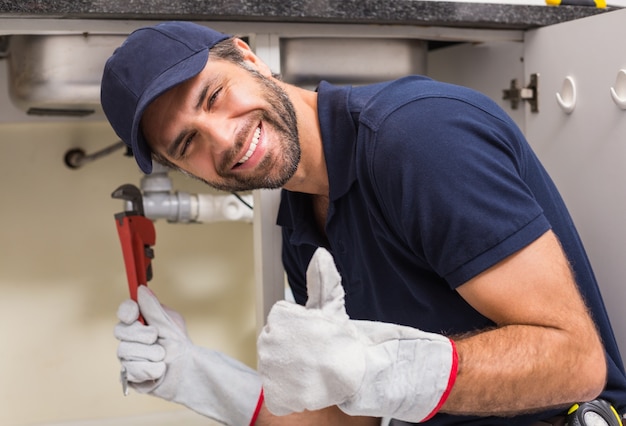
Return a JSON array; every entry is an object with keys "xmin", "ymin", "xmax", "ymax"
[
  {"xmin": 305, "ymin": 248, "xmax": 348, "ymax": 319},
  {"xmin": 137, "ymin": 286, "xmax": 184, "ymax": 337}
]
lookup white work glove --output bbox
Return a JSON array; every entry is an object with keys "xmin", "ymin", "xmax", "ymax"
[
  {"xmin": 257, "ymin": 248, "xmax": 458, "ymax": 423},
  {"xmin": 114, "ymin": 286, "xmax": 263, "ymax": 426}
]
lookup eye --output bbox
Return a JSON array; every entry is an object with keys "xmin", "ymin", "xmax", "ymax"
[
  {"xmin": 208, "ymin": 88, "xmax": 222, "ymax": 108},
  {"xmin": 180, "ymin": 132, "xmax": 196, "ymax": 158}
]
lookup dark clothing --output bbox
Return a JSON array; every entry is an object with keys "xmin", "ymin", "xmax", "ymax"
[{"xmin": 278, "ymin": 77, "xmax": 626, "ymax": 424}]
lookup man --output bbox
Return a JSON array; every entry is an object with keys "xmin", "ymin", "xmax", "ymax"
[{"xmin": 102, "ymin": 21, "xmax": 626, "ymax": 425}]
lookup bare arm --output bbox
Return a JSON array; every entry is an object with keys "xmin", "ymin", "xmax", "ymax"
[
  {"xmin": 443, "ymin": 230, "xmax": 606, "ymax": 416},
  {"xmin": 256, "ymin": 404, "xmax": 380, "ymax": 426}
]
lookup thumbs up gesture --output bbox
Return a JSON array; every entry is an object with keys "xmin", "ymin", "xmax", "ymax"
[
  {"xmin": 257, "ymin": 248, "xmax": 458, "ymax": 422},
  {"xmin": 257, "ymin": 248, "xmax": 365, "ymax": 414}
]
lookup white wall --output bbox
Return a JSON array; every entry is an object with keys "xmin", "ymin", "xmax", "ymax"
[{"xmin": 0, "ymin": 61, "xmax": 257, "ymax": 425}]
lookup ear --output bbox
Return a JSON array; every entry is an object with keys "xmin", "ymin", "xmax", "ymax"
[{"xmin": 233, "ymin": 37, "xmax": 274, "ymax": 78}]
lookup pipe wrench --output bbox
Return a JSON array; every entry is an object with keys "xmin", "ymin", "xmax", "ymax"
[
  {"xmin": 111, "ymin": 183, "xmax": 156, "ymax": 324},
  {"xmin": 112, "ymin": 184, "xmax": 156, "ymax": 396}
]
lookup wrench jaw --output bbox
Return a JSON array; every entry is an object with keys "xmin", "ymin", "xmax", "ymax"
[
  {"xmin": 120, "ymin": 366, "xmax": 129, "ymax": 396},
  {"xmin": 112, "ymin": 183, "xmax": 145, "ymax": 216}
]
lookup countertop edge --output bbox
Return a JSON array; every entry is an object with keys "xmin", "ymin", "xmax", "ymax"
[{"xmin": 0, "ymin": 2, "xmax": 617, "ymax": 31}]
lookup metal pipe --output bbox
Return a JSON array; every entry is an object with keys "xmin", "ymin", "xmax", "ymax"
[{"xmin": 64, "ymin": 140, "xmax": 126, "ymax": 169}]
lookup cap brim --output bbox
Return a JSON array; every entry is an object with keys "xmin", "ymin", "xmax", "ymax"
[{"xmin": 130, "ymin": 48, "xmax": 210, "ymax": 174}]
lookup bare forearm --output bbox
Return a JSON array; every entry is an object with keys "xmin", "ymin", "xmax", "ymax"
[
  {"xmin": 256, "ymin": 404, "xmax": 380, "ymax": 426},
  {"xmin": 443, "ymin": 231, "xmax": 608, "ymax": 417},
  {"xmin": 442, "ymin": 324, "xmax": 606, "ymax": 416}
]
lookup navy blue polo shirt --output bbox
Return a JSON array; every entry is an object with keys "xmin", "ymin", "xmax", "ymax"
[{"xmin": 277, "ymin": 77, "xmax": 626, "ymax": 424}]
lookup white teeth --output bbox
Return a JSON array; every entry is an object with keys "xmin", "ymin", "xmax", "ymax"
[{"xmin": 239, "ymin": 127, "xmax": 260, "ymax": 164}]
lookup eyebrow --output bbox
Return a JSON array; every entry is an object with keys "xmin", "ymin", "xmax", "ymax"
[{"xmin": 165, "ymin": 83, "xmax": 211, "ymax": 159}]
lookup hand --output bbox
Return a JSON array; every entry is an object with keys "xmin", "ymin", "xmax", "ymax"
[
  {"xmin": 257, "ymin": 248, "xmax": 365, "ymax": 413},
  {"xmin": 114, "ymin": 286, "xmax": 263, "ymax": 426},
  {"xmin": 257, "ymin": 248, "xmax": 458, "ymax": 422}
]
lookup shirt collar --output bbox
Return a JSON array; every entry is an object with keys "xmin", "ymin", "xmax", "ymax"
[{"xmin": 317, "ymin": 81, "xmax": 358, "ymax": 201}]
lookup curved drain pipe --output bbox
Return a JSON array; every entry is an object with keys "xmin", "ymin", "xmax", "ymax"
[{"xmin": 134, "ymin": 163, "xmax": 253, "ymax": 223}]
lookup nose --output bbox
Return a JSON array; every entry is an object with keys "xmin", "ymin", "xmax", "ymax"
[{"xmin": 195, "ymin": 112, "xmax": 238, "ymax": 156}]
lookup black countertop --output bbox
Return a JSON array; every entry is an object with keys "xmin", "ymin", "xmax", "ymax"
[{"xmin": 0, "ymin": 1, "xmax": 616, "ymax": 30}]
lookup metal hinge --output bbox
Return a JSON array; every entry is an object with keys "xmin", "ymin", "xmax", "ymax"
[{"xmin": 502, "ymin": 73, "xmax": 539, "ymax": 113}]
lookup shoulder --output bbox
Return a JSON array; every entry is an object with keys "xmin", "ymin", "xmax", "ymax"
[
  {"xmin": 355, "ymin": 77, "xmax": 524, "ymax": 173},
  {"xmin": 358, "ymin": 76, "xmax": 508, "ymax": 132}
]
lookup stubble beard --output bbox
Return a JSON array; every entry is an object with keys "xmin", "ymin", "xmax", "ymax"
[{"xmin": 199, "ymin": 68, "xmax": 301, "ymax": 193}]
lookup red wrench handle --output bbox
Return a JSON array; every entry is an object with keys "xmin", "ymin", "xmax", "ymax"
[{"xmin": 114, "ymin": 213, "xmax": 156, "ymax": 324}]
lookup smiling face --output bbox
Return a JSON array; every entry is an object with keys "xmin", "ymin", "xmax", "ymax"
[{"xmin": 141, "ymin": 45, "xmax": 300, "ymax": 192}]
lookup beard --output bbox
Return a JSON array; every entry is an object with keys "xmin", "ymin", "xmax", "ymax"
[{"xmin": 196, "ymin": 67, "xmax": 301, "ymax": 193}]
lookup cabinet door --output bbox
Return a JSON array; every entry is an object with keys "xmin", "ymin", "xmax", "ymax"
[{"xmin": 524, "ymin": 8, "xmax": 626, "ymax": 362}]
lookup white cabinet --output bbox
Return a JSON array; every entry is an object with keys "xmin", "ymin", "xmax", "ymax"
[
  {"xmin": 439, "ymin": 8, "xmax": 626, "ymax": 362},
  {"xmin": 411, "ymin": 8, "xmax": 626, "ymax": 363},
  {"xmin": 446, "ymin": 9, "xmax": 626, "ymax": 361},
  {"xmin": 524, "ymin": 9, "xmax": 626, "ymax": 360}
]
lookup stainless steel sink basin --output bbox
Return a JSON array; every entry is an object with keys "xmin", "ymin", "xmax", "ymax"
[
  {"xmin": 5, "ymin": 34, "xmax": 427, "ymax": 117},
  {"xmin": 280, "ymin": 37, "xmax": 427, "ymax": 88},
  {"xmin": 7, "ymin": 34, "xmax": 126, "ymax": 116}
]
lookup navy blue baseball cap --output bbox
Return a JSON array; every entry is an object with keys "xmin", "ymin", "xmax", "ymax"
[{"xmin": 101, "ymin": 22, "xmax": 230, "ymax": 174}]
